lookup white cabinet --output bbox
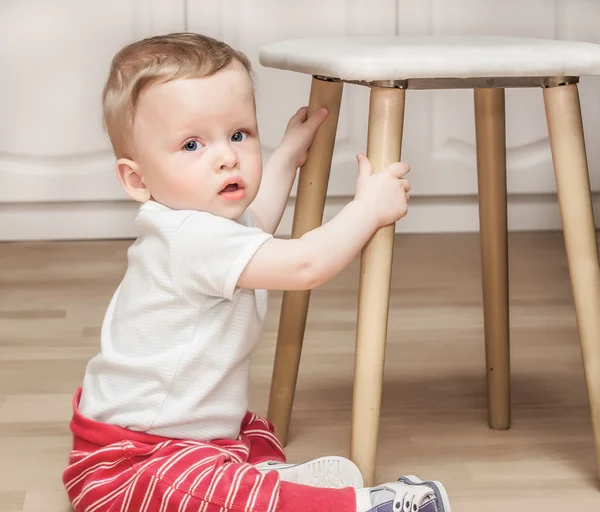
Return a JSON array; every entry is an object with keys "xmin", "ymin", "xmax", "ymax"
[
  {"xmin": 1, "ymin": 0, "xmax": 599, "ymax": 240},
  {"xmin": 0, "ymin": 0, "xmax": 186, "ymax": 239},
  {"xmin": 0, "ymin": 0, "xmax": 186, "ymax": 203}
]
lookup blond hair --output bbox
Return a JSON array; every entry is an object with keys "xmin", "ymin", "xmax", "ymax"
[{"xmin": 102, "ymin": 32, "xmax": 253, "ymax": 158}]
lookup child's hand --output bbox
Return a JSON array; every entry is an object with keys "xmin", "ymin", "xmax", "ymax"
[
  {"xmin": 354, "ymin": 153, "xmax": 411, "ymax": 227},
  {"xmin": 278, "ymin": 106, "xmax": 329, "ymax": 169}
]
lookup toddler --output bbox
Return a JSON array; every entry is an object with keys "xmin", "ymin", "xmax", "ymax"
[{"xmin": 62, "ymin": 32, "xmax": 451, "ymax": 512}]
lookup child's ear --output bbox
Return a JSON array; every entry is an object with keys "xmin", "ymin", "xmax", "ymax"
[{"xmin": 115, "ymin": 158, "xmax": 151, "ymax": 203}]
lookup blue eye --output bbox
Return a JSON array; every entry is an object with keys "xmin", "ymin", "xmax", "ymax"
[
  {"xmin": 231, "ymin": 132, "xmax": 247, "ymax": 143},
  {"xmin": 184, "ymin": 140, "xmax": 199, "ymax": 151}
]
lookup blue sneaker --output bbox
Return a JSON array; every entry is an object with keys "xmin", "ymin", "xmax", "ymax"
[{"xmin": 356, "ymin": 475, "xmax": 451, "ymax": 512}]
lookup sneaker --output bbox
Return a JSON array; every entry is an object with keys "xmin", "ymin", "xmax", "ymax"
[
  {"xmin": 356, "ymin": 475, "xmax": 451, "ymax": 512},
  {"xmin": 255, "ymin": 456, "xmax": 364, "ymax": 489}
]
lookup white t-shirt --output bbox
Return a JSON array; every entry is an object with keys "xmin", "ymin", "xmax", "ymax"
[{"xmin": 78, "ymin": 200, "xmax": 273, "ymax": 441}]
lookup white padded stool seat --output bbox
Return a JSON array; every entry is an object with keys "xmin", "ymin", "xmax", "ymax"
[{"xmin": 259, "ymin": 36, "xmax": 600, "ymax": 81}]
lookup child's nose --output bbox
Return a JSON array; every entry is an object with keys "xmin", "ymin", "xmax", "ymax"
[{"xmin": 218, "ymin": 143, "xmax": 238, "ymax": 171}]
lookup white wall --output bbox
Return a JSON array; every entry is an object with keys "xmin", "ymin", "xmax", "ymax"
[{"xmin": 1, "ymin": 0, "xmax": 600, "ymax": 241}]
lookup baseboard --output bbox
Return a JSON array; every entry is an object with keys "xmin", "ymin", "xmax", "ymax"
[{"xmin": 1, "ymin": 195, "xmax": 599, "ymax": 241}]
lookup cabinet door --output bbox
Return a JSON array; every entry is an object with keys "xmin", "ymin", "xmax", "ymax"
[
  {"xmin": 187, "ymin": 0, "xmax": 398, "ymax": 198},
  {"xmin": 0, "ymin": 0, "xmax": 186, "ymax": 205}
]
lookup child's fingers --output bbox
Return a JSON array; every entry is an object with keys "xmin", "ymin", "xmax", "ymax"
[
  {"xmin": 399, "ymin": 178, "xmax": 411, "ymax": 193},
  {"xmin": 387, "ymin": 162, "xmax": 411, "ymax": 177},
  {"xmin": 286, "ymin": 106, "xmax": 309, "ymax": 129},
  {"xmin": 301, "ymin": 107, "xmax": 328, "ymax": 133},
  {"xmin": 356, "ymin": 153, "xmax": 373, "ymax": 180},
  {"xmin": 295, "ymin": 106, "xmax": 309, "ymax": 122}
]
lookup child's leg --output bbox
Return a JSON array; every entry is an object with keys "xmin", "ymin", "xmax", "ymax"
[
  {"xmin": 63, "ymin": 391, "xmax": 450, "ymax": 511},
  {"xmin": 238, "ymin": 412, "xmax": 451, "ymax": 511},
  {"xmin": 64, "ymin": 439, "xmax": 448, "ymax": 512},
  {"xmin": 63, "ymin": 408, "xmax": 283, "ymax": 512},
  {"xmin": 63, "ymin": 392, "xmax": 354, "ymax": 512}
]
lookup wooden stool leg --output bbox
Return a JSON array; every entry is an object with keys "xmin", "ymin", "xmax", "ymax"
[
  {"xmin": 350, "ymin": 86, "xmax": 406, "ymax": 487},
  {"xmin": 544, "ymin": 82, "xmax": 600, "ymax": 480},
  {"xmin": 267, "ymin": 77, "xmax": 343, "ymax": 446},
  {"xmin": 474, "ymin": 88, "xmax": 511, "ymax": 430}
]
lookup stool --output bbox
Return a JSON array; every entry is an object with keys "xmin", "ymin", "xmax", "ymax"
[{"xmin": 259, "ymin": 36, "xmax": 600, "ymax": 486}]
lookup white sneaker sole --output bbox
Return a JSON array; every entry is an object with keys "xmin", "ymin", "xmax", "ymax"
[
  {"xmin": 400, "ymin": 475, "xmax": 452, "ymax": 512},
  {"xmin": 259, "ymin": 456, "xmax": 364, "ymax": 489}
]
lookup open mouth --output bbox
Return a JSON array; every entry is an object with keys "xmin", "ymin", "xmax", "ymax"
[
  {"xmin": 219, "ymin": 179, "xmax": 246, "ymax": 200},
  {"xmin": 220, "ymin": 183, "xmax": 240, "ymax": 193}
]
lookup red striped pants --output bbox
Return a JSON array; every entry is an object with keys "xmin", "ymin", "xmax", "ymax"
[{"xmin": 62, "ymin": 389, "xmax": 355, "ymax": 512}]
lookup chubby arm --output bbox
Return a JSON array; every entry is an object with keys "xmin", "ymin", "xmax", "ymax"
[
  {"xmin": 239, "ymin": 155, "xmax": 411, "ymax": 291},
  {"xmin": 239, "ymin": 199, "xmax": 378, "ymax": 290},
  {"xmin": 250, "ymin": 107, "xmax": 329, "ymax": 234},
  {"xmin": 249, "ymin": 148, "xmax": 299, "ymax": 235}
]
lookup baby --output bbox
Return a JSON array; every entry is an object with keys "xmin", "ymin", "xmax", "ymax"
[{"xmin": 62, "ymin": 32, "xmax": 451, "ymax": 512}]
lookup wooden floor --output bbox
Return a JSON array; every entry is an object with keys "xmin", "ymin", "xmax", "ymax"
[{"xmin": 1, "ymin": 232, "xmax": 600, "ymax": 511}]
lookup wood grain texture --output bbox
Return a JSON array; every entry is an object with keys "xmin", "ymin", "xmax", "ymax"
[
  {"xmin": 474, "ymin": 87, "xmax": 510, "ymax": 430},
  {"xmin": 268, "ymin": 77, "xmax": 344, "ymax": 446},
  {"xmin": 544, "ymin": 83, "xmax": 600, "ymax": 479},
  {"xmin": 351, "ymin": 86, "xmax": 405, "ymax": 486},
  {"xmin": 1, "ymin": 233, "xmax": 599, "ymax": 511}
]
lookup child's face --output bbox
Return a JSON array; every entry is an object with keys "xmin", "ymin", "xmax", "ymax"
[{"xmin": 130, "ymin": 63, "xmax": 262, "ymax": 219}]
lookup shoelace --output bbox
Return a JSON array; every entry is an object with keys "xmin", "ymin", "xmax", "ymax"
[{"xmin": 393, "ymin": 488, "xmax": 435, "ymax": 512}]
